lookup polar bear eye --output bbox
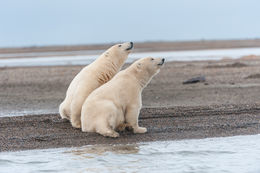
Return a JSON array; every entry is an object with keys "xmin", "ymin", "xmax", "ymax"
[
  {"xmin": 118, "ymin": 45, "xmax": 122, "ymax": 47},
  {"xmin": 151, "ymin": 58, "xmax": 154, "ymax": 61}
]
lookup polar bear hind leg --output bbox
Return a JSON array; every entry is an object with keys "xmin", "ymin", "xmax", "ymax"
[
  {"xmin": 96, "ymin": 124, "xmax": 119, "ymax": 138},
  {"xmin": 96, "ymin": 111, "xmax": 120, "ymax": 138}
]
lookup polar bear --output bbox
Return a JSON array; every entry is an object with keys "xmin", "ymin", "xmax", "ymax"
[
  {"xmin": 59, "ymin": 42, "xmax": 133, "ymax": 128},
  {"xmin": 81, "ymin": 57, "xmax": 165, "ymax": 137}
]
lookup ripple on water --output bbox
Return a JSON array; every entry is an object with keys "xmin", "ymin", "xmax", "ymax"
[{"xmin": 1, "ymin": 135, "xmax": 260, "ymax": 173}]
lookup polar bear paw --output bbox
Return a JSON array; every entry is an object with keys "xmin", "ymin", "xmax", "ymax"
[
  {"xmin": 108, "ymin": 131, "xmax": 119, "ymax": 138},
  {"xmin": 98, "ymin": 129, "xmax": 120, "ymax": 138},
  {"xmin": 134, "ymin": 127, "xmax": 147, "ymax": 134},
  {"xmin": 71, "ymin": 121, "xmax": 81, "ymax": 129}
]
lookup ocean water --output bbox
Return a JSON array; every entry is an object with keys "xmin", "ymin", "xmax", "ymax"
[
  {"xmin": 1, "ymin": 135, "xmax": 260, "ymax": 173},
  {"xmin": 1, "ymin": 47, "xmax": 260, "ymax": 67}
]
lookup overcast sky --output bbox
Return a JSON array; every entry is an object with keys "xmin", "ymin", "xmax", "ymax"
[{"xmin": 0, "ymin": 0, "xmax": 260, "ymax": 47}]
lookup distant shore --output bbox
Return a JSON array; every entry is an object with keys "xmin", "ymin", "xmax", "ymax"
[{"xmin": 1, "ymin": 39, "xmax": 260, "ymax": 56}]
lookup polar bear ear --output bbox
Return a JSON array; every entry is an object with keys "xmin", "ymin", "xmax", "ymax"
[{"xmin": 136, "ymin": 63, "xmax": 142, "ymax": 71}]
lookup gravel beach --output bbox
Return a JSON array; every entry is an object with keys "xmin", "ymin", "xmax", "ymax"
[{"xmin": 1, "ymin": 40, "xmax": 260, "ymax": 151}]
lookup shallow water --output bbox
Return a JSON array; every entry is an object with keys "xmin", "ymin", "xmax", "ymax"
[
  {"xmin": 1, "ymin": 47, "xmax": 260, "ymax": 67},
  {"xmin": 0, "ymin": 109, "xmax": 57, "ymax": 117},
  {"xmin": 1, "ymin": 135, "xmax": 260, "ymax": 173}
]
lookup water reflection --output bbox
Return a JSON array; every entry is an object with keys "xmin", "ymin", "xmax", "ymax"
[
  {"xmin": 1, "ymin": 135, "xmax": 260, "ymax": 173},
  {"xmin": 65, "ymin": 144, "xmax": 139, "ymax": 159}
]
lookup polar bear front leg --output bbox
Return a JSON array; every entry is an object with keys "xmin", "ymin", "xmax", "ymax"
[
  {"xmin": 70, "ymin": 98, "xmax": 84, "ymax": 128},
  {"xmin": 125, "ymin": 106, "xmax": 147, "ymax": 134}
]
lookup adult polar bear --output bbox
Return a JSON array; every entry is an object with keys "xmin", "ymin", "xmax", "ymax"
[
  {"xmin": 59, "ymin": 42, "xmax": 133, "ymax": 128},
  {"xmin": 81, "ymin": 57, "xmax": 165, "ymax": 137}
]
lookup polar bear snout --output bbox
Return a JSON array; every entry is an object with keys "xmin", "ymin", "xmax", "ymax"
[
  {"xmin": 117, "ymin": 42, "xmax": 133, "ymax": 51},
  {"xmin": 157, "ymin": 58, "xmax": 165, "ymax": 66},
  {"xmin": 125, "ymin": 42, "xmax": 133, "ymax": 51}
]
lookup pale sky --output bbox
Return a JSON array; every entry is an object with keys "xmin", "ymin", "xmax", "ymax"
[{"xmin": 0, "ymin": 0, "xmax": 260, "ymax": 47}]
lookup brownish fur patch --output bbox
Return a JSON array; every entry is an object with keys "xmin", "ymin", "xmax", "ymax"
[
  {"xmin": 116, "ymin": 123, "xmax": 133, "ymax": 132},
  {"xmin": 97, "ymin": 71, "xmax": 114, "ymax": 84}
]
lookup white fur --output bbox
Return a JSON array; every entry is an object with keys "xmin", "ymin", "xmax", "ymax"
[
  {"xmin": 59, "ymin": 42, "xmax": 133, "ymax": 128},
  {"xmin": 81, "ymin": 57, "xmax": 164, "ymax": 137}
]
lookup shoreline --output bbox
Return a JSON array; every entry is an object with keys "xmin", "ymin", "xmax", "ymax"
[
  {"xmin": 2, "ymin": 47, "xmax": 260, "ymax": 68},
  {"xmin": 1, "ymin": 104, "xmax": 260, "ymax": 152}
]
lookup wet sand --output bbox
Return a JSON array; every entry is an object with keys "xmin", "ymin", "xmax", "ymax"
[{"xmin": 1, "ymin": 40, "xmax": 260, "ymax": 151}]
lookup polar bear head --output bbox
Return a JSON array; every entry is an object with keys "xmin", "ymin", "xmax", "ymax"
[
  {"xmin": 104, "ymin": 42, "xmax": 133, "ymax": 60},
  {"xmin": 136, "ymin": 57, "xmax": 165, "ymax": 75},
  {"xmin": 132, "ymin": 57, "xmax": 165, "ymax": 87}
]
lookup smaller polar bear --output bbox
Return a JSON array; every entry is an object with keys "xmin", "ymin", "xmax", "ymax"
[
  {"xmin": 81, "ymin": 57, "xmax": 165, "ymax": 137},
  {"xmin": 59, "ymin": 42, "xmax": 133, "ymax": 128}
]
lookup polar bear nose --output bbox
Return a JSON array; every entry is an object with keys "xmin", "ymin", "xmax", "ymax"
[
  {"xmin": 126, "ymin": 42, "xmax": 134, "ymax": 51},
  {"xmin": 158, "ymin": 58, "xmax": 165, "ymax": 66},
  {"xmin": 129, "ymin": 42, "xmax": 133, "ymax": 49}
]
